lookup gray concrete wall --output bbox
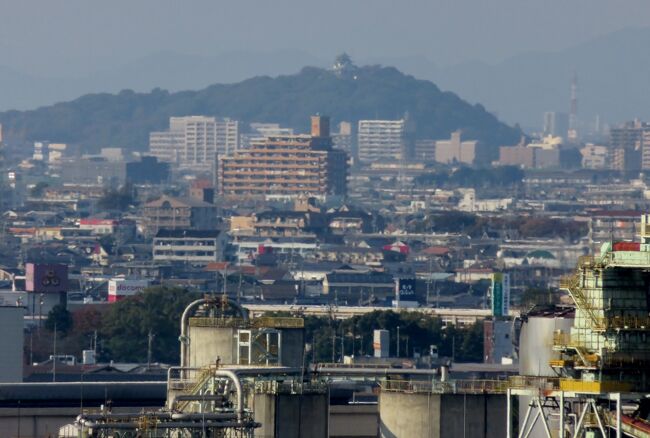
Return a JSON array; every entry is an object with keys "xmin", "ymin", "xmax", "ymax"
[
  {"xmin": 379, "ymin": 391, "xmax": 439, "ymax": 438},
  {"xmin": 281, "ymin": 329, "xmax": 305, "ymax": 368},
  {"xmin": 254, "ymin": 392, "xmax": 328, "ymax": 438},
  {"xmin": 0, "ymin": 307, "xmax": 24, "ymax": 383},
  {"xmin": 379, "ymin": 392, "xmax": 506, "ymax": 438},
  {"xmin": 188, "ymin": 325, "xmax": 304, "ymax": 367},
  {"xmin": 254, "ymin": 393, "xmax": 276, "ymax": 438},
  {"xmin": 188, "ymin": 326, "xmax": 235, "ymax": 367},
  {"xmin": 440, "ymin": 394, "xmax": 506, "ymax": 438},
  {"xmin": 329, "ymin": 404, "xmax": 378, "ymax": 438}
]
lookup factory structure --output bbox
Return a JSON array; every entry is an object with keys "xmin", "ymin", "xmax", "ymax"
[
  {"xmin": 507, "ymin": 214, "xmax": 650, "ymax": 437},
  {"xmin": 8, "ymin": 215, "xmax": 650, "ymax": 436}
]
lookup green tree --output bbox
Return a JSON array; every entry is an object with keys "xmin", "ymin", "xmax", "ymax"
[
  {"xmin": 45, "ymin": 304, "xmax": 73, "ymax": 335},
  {"xmin": 302, "ymin": 311, "xmax": 483, "ymax": 363},
  {"xmin": 97, "ymin": 183, "xmax": 137, "ymax": 211},
  {"xmin": 30, "ymin": 181, "xmax": 49, "ymax": 198},
  {"xmin": 99, "ymin": 286, "xmax": 201, "ymax": 363}
]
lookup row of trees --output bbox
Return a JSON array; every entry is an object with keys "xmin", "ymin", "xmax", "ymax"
[
  {"xmin": 38, "ymin": 287, "xmax": 485, "ymax": 365},
  {"xmin": 413, "ymin": 166, "xmax": 525, "ymax": 189},
  {"xmin": 304, "ymin": 311, "xmax": 483, "ymax": 363},
  {"xmin": 408, "ymin": 211, "xmax": 587, "ymax": 242}
]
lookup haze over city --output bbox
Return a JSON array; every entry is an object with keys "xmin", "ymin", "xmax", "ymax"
[
  {"xmin": 2, "ymin": 0, "xmax": 650, "ymax": 125},
  {"xmin": 1, "ymin": 1, "xmax": 650, "ymax": 437}
]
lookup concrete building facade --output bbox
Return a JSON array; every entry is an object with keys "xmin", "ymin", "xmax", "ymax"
[
  {"xmin": 0, "ymin": 307, "xmax": 24, "ymax": 383},
  {"xmin": 357, "ymin": 119, "xmax": 406, "ymax": 163},
  {"xmin": 153, "ymin": 229, "xmax": 224, "ymax": 264},
  {"xmin": 435, "ymin": 131, "xmax": 479, "ymax": 165},
  {"xmin": 149, "ymin": 116, "xmax": 239, "ymax": 171},
  {"xmin": 142, "ymin": 195, "xmax": 217, "ymax": 233},
  {"xmin": 218, "ymin": 116, "xmax": 348, "ymax": 199}
]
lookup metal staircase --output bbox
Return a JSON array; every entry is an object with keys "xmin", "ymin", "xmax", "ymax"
[{"xmin": 560, "ymin": 274, "xmax": 605, "ymax": 331}]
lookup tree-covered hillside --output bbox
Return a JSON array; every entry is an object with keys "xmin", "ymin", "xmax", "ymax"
[{"xmin": 0, "ymin": 62, "xmax": 520, "ymax": 157}]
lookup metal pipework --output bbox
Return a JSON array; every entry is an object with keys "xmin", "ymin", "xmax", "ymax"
[{"xmin": 179, "ymin": 295, "xmax": 249, "ymax": 368}]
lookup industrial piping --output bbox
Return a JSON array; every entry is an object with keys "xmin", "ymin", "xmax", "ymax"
[{"xmin": 179, "ymin": 296, "xmax": 248, "ymax": 368}]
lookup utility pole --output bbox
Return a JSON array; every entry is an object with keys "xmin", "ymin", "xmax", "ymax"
[
  {"xmin": 396, "ymin": 326, "xmax": 400, "ymax": 358},
  {"xmin": 147, "ymin": 330, "xmax": 155, "ymax": 370},
  {"xmin": 52, "ymin": 322, "xmax": 57, "ymax": 382}
]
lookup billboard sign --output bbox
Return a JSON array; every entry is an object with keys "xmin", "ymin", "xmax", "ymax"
[
  {"xmin": 491, "ymin": 273, "xmax": 510, "ymax": 317},
  {"xmin": 396, "ymin": 277, "xmax": 416, "ymax": 301},
  {"xmin": 25, "ymin": 263, "xmax": 69, "ymax": 294},
  {"xmin": 108, "ymin": 279, "xmax": 150, "ymax": 302}
]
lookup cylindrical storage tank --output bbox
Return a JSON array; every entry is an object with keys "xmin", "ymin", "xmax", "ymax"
[
  {"xmin": 254, "ymin": 384, "xmax": 328, "ymax": 438},
  {"xmin": 519, "ymin": 311, "xmax": 573, "ymax": 377},
  {"xmin": 517, "ymin": 308, "xmax": 574, "ymax": 438},
  {"xmin": 379, "ymin": 391, "xmax": 506, "ymax": 438}
]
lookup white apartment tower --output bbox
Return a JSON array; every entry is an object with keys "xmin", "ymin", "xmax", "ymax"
[
  {"xmin": 149, "ymin": 116, "xmax": 239, "ymax": 170},
  {"xmin": 357, "ymin": 119, "xmax": 406, "ymax": 162}
]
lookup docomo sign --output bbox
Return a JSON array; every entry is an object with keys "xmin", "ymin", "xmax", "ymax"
[{"xmin": 108, "ymin": 279, "xmax": 150, "ymax": 302}]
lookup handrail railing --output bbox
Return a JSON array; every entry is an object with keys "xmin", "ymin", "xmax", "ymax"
[
  {"xmin": 559, "ymin": 274, "xmax": 604, "ymax": 330},
  {"xmin": 189, "ymin": 316, "xmax": 304, "ymax": 329},
  {"xmin": 380, "ymin": 379, "xmax": 509, "ymax": 394}
]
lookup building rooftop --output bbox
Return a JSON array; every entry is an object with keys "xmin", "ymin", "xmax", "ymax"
[{"xmin": 155, "ymin": 229, "xmax": 220, "ymax": 239}]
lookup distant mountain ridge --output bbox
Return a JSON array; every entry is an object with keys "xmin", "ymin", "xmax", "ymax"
[
  {"xmin": 2, "ymin": 27, "xmax": 649, "ymax": 129},
  {"xmin": 0, "ymin": 63, "xmax": 520, "ymax": 158},
  {"xmin": 425, "ymin": 27, "xmax": 650, "ymax": 127}
]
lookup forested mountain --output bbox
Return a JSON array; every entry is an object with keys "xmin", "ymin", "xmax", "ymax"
[{"xmin": 0, "ymin": 62, "xmax": 520, "ymax": 156}]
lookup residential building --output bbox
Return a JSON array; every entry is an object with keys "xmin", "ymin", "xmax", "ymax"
[
  {"xmin": 126, "ymin": 156, "xmax": 170, "ymax": 185},
  {"xmin": 323, "ymin": 267, "xmax": 395, "ymax": 302},
  {"xmin": 357, "ymin": 119, "xmax": 406, "ymax": 162},
  {"xmin": 435, "ymin": 131, "xmax": 480, "ymax": 165},
  {"xmin": 189, "ymin": 180, "xmax": 215, "ymax": 204},
  {"xmin": 528, "ymin": 136, "xmax": 561, "ymax": 168},
  {"xmin": 588, "ymin": 210, "xmax": 641, "ymax": 248},
  {"xmin": 239, "ymin": 123, "xmax": 294, "ymax": 150},
  {"xmin": 499, "ymin": 136, "xmax": 561, "ymax": 169},
  {"xmin": 149, "ymin": 116, "xmax": 239, "ymax": 170},
  {"xmin": 58, "ymin": 157, "xmax": 126, "ymax": 185},
  {"xmin": 608, "ymin": 120, "xmax": 650, "ymax": 171},
  {"xmin": 332, "ymin": 121, "xmax": 354, "ymax": 160},
  {"xmin": 230, "ymin": 210, "xmax": 325, "ymax": 238},
  {"xmin": 414, "ymin": 139, "xmax": 436, "ymax": 162},
  {"xmin": 217, "ymin": 116, "xmax": 348, "ymax": 199},
  {"xmin": 580, "ymin": 144, "xmax": 608, "ymax": 169},
  {"xmin": 498, "ymin": 145, "xmax": 534, "ymax": 168},
  {"xmin": 153, "ymin": 229, "xmax": 223, "ymax": 265},
  {"xmin": 142, "ymin": 195, "xmax": 217, "ymax": 233}
]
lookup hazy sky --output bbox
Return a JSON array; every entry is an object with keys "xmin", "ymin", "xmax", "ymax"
[{"xmin": 1, "ymin": 0, "xmax": 649, "ymax": 75}]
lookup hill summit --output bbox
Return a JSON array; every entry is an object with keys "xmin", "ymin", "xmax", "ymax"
[{"xmin": 0, "ymin": 56, "xmax": 520, "ymax": 157}]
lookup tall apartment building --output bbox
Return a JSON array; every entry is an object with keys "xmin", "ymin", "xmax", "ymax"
[
  {"xmin": 414, "ymin": 139, "xmax": 436, "ymax": 162},
  {"xmin": 218, "ymin": 116, "xmax": 348, "ymax": 199},
  {"xmin": 149, "ymin": 116, "xmax": 239, "ymax": 171},
  {"xmin": 239, "ymin": 123, "xmax": 294, "ymax": 150},
  {"xmin": 332, "ymin": 121, "xmax": 354, "ymax": 159},
  {"xmin": 608, "ymin": 120, "xmax": 650, "ymax": 171},
  {"xmin": 357, "ymin": 119, "xmax": 406, "ymax": 163}
]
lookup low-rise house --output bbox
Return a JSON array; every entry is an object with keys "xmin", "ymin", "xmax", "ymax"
[
  {"xmin": 153, "ymin": 229, "xmax": 224, "ymax": 265},
  {"xmin": 143, "ymin": 195, "xmax": 217, "ymax": 234},
  {"xmin": 323, "ymin": 266, "xmax": 394, "ymax": 302}
]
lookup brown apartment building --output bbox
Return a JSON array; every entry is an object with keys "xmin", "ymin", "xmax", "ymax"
[{"xmin": 217, "ymin": 116, "xmax": 348, "ymax": 198}]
